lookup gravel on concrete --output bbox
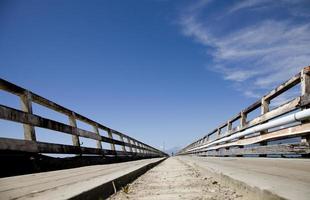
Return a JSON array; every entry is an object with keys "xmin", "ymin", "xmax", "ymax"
[
  {"xmin": 181, "ymin": 156, "xmax": 310, "ymax": 200},
  {"xmin": 108, "ymin": 157, "xmax": 245, "ymax": 200}
]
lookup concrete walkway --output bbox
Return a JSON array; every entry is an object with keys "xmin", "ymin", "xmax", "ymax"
[
  {"xmin": 0, "ymin": 158, "xmax": 164, "ymax": 200},
  {"xmin": 2, "ymin": 156, "xmax": 309, "ymax": 199},
  {"xmin": 109, "ymin": 157, "xmax": 244, "ymax": 200},
  {"xmin": 110, "ymin": 156, "xmax": 310, "ymax": 200},
  {"xmin": 180, "ymin": 156, "xmax": 310, "ymax": 200}
]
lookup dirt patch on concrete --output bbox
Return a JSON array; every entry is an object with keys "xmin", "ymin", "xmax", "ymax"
[{"xmin": 108, "ymin": 157, "xmax": 245, "ymax": 200}]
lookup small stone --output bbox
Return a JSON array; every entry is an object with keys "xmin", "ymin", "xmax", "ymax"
[{"xmin": 209, "ymin": 189, "xmax": 216, "ymax": 193}]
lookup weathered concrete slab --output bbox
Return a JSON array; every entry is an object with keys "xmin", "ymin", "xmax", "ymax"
[
  {"xmin": 0, "ymin": 158, "xmax": 164, "ymax": 200},
  {"xmin": 109, "ymin": 157, "xmax": 245, "ymax": 200},
  {"xmin": 180, "ymin": 156, "xmax": 310, "ymax": 200}
]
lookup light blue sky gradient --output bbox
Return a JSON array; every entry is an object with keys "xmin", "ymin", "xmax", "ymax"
[{"xmin": 1, "ymin": 0, "xmax": 309, "ymax": 153}]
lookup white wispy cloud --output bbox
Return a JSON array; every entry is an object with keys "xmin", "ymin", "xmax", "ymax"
[
  {"xmin": 178, "ymin": 0, "xmax": 310, "ymax": 101},
  {"xmin": 228, "ymin": 0, "xmax": 271, "ymax": 14}
]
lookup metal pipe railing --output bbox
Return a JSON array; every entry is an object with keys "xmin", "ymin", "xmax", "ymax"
[{"xmin": 188, "ymin": 108, "xmax": 310, "ymax": 152}]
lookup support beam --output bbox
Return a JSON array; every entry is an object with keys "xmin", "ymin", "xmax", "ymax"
[
  {"xmin": 261, "ymin": 98, "xmax": 270, "ymax": 130},
  {"xmin": 240, "ymin": 111, "xmax": 247, "ymax": 128},
  {"xmin": 127, "ymin": 138, "xmax": 133, "ymax": 152},
  {"xmin": 108, "ymin": 129, "xmax": 115, "ymax": 151},
  {"xmin": 120, "ymin": 135, "xmax": 126, "ymax": 152},
  {"xmin": 141, "ymin": 144, "xmax": 145, "ymax": 154},
  {"xmin": 260, "ymin": 97, "xmax": 269, "ymax": 156},
  {"xmin": 132, "ymin": 140, "xmax": 136, "ymax": 153},
  {"xmin": 301, "ymin": 66, "xmax": 310, "ymax": 99},
  {"xmin": 261, "ymin": 97, "xmax": 270, "ymax": 115},
  {"xmin": 20, "ymin": 91, "xmax": 36, "ymax": 141},
  {"xmin": 134, "ymin": 141, "xmax": 139, "ymax": 153},
  {"xmin": 68, "ymin": 113, "xmax": 80, "ymax": 148},
  {"xmin": 237, "ymin": 112, "xmax": 248, "ymax": 156},
  {"xmin": 92, "ymin": 124, "xmax": 102, "ymax": 150},
  {"xmin": 227, "ymin": 121, "xmax": 232, "ymax": 133},
  {"xmin": 217, "ymin": 128, "xmax": 220, "ymax": 139}
]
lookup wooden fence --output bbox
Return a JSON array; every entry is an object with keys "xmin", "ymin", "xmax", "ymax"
[
  {"xmin": 178, "ymin": 66, "xmax": 310, "ymax": 157},
  {"xmin": 0, "ymin": 79, "xmax": 168, "ymax": 158}
]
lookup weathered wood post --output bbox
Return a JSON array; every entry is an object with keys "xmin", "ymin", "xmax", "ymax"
[
  {"xmin": 225, "ymin": 121, "xmax": 233, "ymax": 156},
  {"xmin": 20, "ymin": 91, "xmax": 36, "ymax": 141},
  {"xmin": 216, "ymin": 129, "xmax": 221, "ymax": 155},
  {"xmin": 133, "ymin": 140, "xmax": 139, "ymax": 154},
  {"xmin": 141, "ymin": 144, "xmax": 145, "ymax": 155},
  {"xmin": 107, "ymin": 129, "xmax": 116, "ymax": 151},
  {"xmin": 68, "ymin": 112, "xmax": 81, "ymax": 156},
  {"xmin": 132, "ymin": 140, "xmax": 137, "ymax": 153},
  {"xmin": 259, "ymin": 97, "xmax": 269, "ymax": 157},
  {"xmin": 217, "ymin": 128, "xmax": 221, "ymax": 139},
  {"xmin": 127, "ymin": 138, "xmax": 133, "ymax": 152},
  {"xmin": 138, "ymin": 143, "xmax": 144, "ymax": 154},
  {"xmin": 237, "ymin": 111, "xmax": 247, "ymax": 157},
  {"xmin": 119, "ymin": 135, "xmax": 126, "ymax": 152},
  {"xmin": 301, "ymin": 66, "xmax": 310, "ymax": 104},
  {"xmin": 145, "ymin": 146, "xmax": 149, "ymax": 156},
  {"xmin": 227, "ymin": 121, "xmax": 232, "ymax": 133},
  {"xmin": 137, "ymin": 143, "xmax": 142, "ymax": 155},
  {"xmin": 141, "ymin": 144, "xmax": 146, "ymax": 155},
  {"xmin": 92, "ymin": 124, "xmax": 102, "ymax": 150},
  {"xmin": 301, "ymin": 66, "xmax": 310, "ymax": 157},
  {"xmin": 68, "ymin": 112, "xmax": 80, "ymax": 147},
  {"xmin": 138, "ymin": 142, "xmax": 142, "ymax": 154},
  {"xmin": 203, "ymin": 135, "xmax": 209, "ymax": 156},
  {"xmin": 240, "ymin": 111, "xmax": 247, "ymax": 128}
]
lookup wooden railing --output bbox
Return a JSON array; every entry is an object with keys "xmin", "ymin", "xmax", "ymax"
[
  {"xmin": 178, "ymin": 66, "xmax": 310, "ymax": 157},
  {"xmin": 0, "ymin": 79, "xmax": 168, "ymax": 158}
]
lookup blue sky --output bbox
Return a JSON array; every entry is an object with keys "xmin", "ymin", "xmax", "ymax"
[{"xmin": 1, "ymin": 0, "xmax": 310, "ymax": 153}]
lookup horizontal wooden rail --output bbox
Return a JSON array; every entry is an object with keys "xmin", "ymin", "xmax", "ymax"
[
  {"xmin": 178, "ymin": 66, "xmax": 310, "ymax": 157},
  {"xmin": 0, "ymin": 137, "xmax": 153, "ymax": 156},
  {"xmin": 0, "ymin": 79, "xmax": 168, "ymax": 157},
  {"xmin": 0, "ymin": 105, "xmax": 152, "ymax": 151}
]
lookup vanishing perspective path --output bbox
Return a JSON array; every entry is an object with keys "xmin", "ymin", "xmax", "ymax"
[
  {"xmin": 109, "ymin": 156, "xmax": 310, "ymax": 200},
  {"xmin": 109, "ymin": 157, "xmax": 245, "ymax": 200}
]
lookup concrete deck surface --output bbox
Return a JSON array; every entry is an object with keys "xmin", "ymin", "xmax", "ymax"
[
  {"xmin": 1, "ymin": 156, "xmax": 309, "ymax": 200},
  {"xmin": 0, "ymin": 158, "xmax": 164, "ymax": 200},
  {"xmin": 180, "ymin": 156, "xmax": 310, "ymax": 200},
  {"xmin": 109, "ymin": 157, "xmax": 244, "ymax": 200}
]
